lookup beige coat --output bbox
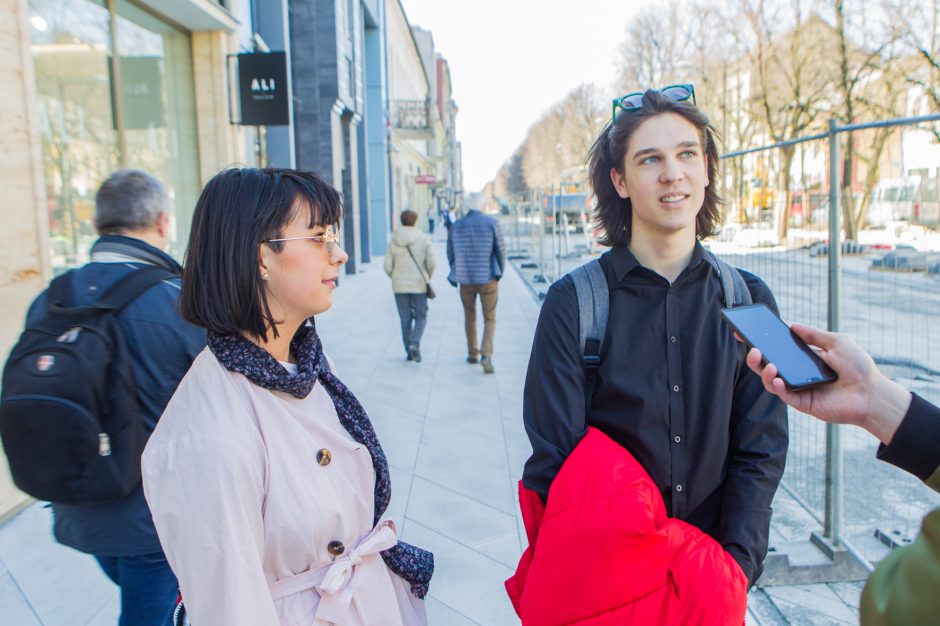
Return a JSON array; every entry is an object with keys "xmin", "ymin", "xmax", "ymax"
[
  {"xmin": 383, "ymin": 227, "xmax": 435, "ymax": 294},
  {"xmin": 142, "ymin": 349, "xmax": 426, "ymax": 626}
]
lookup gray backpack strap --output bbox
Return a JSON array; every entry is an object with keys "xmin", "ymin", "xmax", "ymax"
[
  {"xmin": 570, "ymin": 257, "xmax": 609, "ymax": 383},
  {"xmin": 709, "ymin": 252, "xmax": 752, "ymax": 307}
]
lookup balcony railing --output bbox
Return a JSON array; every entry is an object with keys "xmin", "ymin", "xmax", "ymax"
[{"xmin": 391, "ymin": 99, "xmax": 430, "ymax": 132}]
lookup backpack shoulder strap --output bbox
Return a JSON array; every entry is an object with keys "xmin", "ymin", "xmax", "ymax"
[
  {"xmin": 708, "ymin": 252, "xmax": 753, "ymax": 307},
  {"xmin": 48, "ymin": 266, "xmax": 177, "ymax": 316},
  {"xmin": 46, "ymin": 270, "xmax": 77, "ymax": 310},
  {"xmin": 569, "ymin": 257, "xmax": 609, "ymax": 382},
  {"xmin": 97, "ymin": 267, "xmax": 177, "ymax": 312}
]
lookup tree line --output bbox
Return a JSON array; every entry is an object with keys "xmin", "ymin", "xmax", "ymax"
[{"xmin": 486, "ymin": 0, "xmax": 939, "ymax": 240}]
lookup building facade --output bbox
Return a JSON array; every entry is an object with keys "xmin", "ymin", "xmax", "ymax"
[
  {"xmin": 0, "ymin": 0, "xmax": 460, "ymax": 517},
  {"xmin": 0, "ymin": 0, "xmax": 260, "ymax": 517},
  {"xmin": 289, "ymin": 0, "xmax": 369, "ymax": 272},
  {"xmin": 385, "ymin": 1, "xmax": 433, "ymax": 233}
]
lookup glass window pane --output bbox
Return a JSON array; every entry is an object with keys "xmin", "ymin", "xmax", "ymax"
[
  {"xmin": 115, "ymin": 0, "xmax": 200, "ymax": 261},
  {"xmin": 30, "ymin": 0, "xmax": 116, "ymax": 269},
  {"xmin": 30, "ymin": 0, "xmax": 201, "ymax": 269}
]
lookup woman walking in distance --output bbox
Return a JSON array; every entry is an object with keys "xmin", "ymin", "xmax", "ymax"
[{"xmin": 384, "ymin": 209, "xmax": 435, "ymax": 362}]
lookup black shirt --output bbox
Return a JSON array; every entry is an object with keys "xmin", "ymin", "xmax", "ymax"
[{"xmin": 522, "ymin": 243, "xmax": 788, "ymax": 584}]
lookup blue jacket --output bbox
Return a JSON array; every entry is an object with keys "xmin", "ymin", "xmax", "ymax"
[
  {"xmin": 447, "ymin": 210, "xmax": 506, "ymax": 286},
  {"xmin": 26, "ymin": 235, "xmax": 206, "ymax": 556}
]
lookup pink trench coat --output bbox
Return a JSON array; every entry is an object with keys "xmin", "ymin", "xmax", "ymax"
[{"xmin": 142, "ymin": 348, "xmax": 426, "ymax": 626}]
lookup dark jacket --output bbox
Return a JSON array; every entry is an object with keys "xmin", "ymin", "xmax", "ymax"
[
  {"xmin": 26, "ymin": 235, "xmax": 205, "ymax": 556},
  {"xmin": 861, "ymin": 393, "xmax": 940, "ymax": 625},
  {"xmin": 446, "ymin": 209, "xmax": 506, "ymax": 286},
  {"xmin": 507, "ymin": 427, "xmax": 748, "ymax": 625}
]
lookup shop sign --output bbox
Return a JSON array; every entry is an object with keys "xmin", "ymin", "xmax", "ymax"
[
  {"xmin": 415, "ymin": 174, "xmax": 436, "ymax": 185},
  {"xmin": 238, "ymin": 52, "xmax": 289, "ymax": 126},
  {"xmin": 111, "ymin": 56, "xmax": 164, "ymax": 130}
]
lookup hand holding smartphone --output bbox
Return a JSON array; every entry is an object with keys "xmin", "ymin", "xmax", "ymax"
[{"xmin": 720, "ymin": 304, "xmax": 838, "ymax": 390}]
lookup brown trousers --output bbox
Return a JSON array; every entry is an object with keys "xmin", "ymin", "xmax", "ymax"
[{"xmin": 459, "ymin": 280, "xmax": 499, "ymax": 358}]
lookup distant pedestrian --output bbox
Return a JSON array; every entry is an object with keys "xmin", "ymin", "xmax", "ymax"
[
  {"xmin": 442, "ymin": 206, "xmax": 456, "ymax": 230},
  {"xmin": 384, "ymin": 209, "xmax": 436, "ymax": 362},
  {"xmin": 11, "ymin": 169, "xmax": 205, "ymax": 626},
  {"xmin": 447, "ymin": 203, "xmax": 506, "ymax": 373},
  {"xmin": 142, "ymin": 168, "xmax": 432, "ymax": 626}
]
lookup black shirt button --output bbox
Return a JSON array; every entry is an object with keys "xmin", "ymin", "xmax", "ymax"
[
  {"xmin": 327, "ymin": 540, "xmax": 345, "ymax": 556},
  {"xmin": 676, "ymin": 484, "xmax": 683, "ymax": 492},
  {"xmin": 316, "ymin": 448, "xmax": 332, "ymax": 466},
  {"xmin": 674, "ymin": 436, "xmax": 681, "ymax": 443},
  {"xmin": 673, "ymin": 385, "xmax": 680, "ymax": 392},
  {"xmin": 671, "ymin": 336, "xmax": 677, "ymax": 343}
]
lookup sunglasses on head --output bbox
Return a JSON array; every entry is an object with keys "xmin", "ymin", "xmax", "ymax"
[{"xmin": 611, "ymin": 83, "xmax": 696, "ymax": 124}]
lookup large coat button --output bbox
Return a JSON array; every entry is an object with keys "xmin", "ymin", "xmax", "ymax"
[
  {"xmin": 327, "ymin": 540, "xmax": 345, "ymax": 557},
  {"xmin": 316, "ymin": 448, "xmax": 332, "ymax": 466}
]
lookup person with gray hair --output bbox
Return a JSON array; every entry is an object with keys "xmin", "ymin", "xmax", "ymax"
[
  {"xmin": 20, "ymin": 168, "xmax": 205, "ymax": 625},
  {"xmin": 93, "ymin": 168, "xmax": 171, "ymax": 235}
]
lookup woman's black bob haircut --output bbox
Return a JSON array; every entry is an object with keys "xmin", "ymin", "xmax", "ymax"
[
  {"xmin": 179, "ymin": 167, "xmax": 342, "ymax": 341},
  {"xmin": 587, "ymin": 89, "xmax": 722, "ymax": 248}
]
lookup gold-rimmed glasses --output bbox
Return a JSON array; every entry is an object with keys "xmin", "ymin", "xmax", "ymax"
[{"xmin": 263, "ymin": 226, "xmax": 339, "ymax": 252}]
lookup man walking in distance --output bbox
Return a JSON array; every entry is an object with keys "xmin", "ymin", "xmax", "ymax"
[
  {"xmin": 447, "ymin": 201, "xmax": 506, "ymax": 373},
  {"xmin": 24, "ymin": 170, "xmax": 205, "ymax": 625}
]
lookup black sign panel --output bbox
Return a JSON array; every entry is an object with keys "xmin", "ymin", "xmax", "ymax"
[
  {"xmin": 238, "ymin": 52, "xmax": 289, "ymax": 126},
  {"xmin": 110, "ymin": 56, "xmax": 165, "ymax": 130}
]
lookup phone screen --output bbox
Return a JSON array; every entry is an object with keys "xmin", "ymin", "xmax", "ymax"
[{"xmin": 721, "ymin": 304, "xmax": 838, "ymax": 389}]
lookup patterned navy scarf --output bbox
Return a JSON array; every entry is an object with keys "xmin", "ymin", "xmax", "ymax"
[{"xmin": 207, "ymin": 324, "xmax": 433, "ymax": 598}]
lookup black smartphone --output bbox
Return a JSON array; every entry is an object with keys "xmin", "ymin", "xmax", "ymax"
[{"xmin": 720, "ymin": 303, "xmax": 838, "ymax": 389}]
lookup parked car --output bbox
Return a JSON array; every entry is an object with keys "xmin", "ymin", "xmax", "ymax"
[
  {"xmin": 869, "ymin": 175, "xmax": 939, "ymax": 228},
  {"xmin": 542, "ymin": 193, "xmax": 592, "ymax": 233}
]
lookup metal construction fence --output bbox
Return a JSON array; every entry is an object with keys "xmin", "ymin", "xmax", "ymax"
[
  {"xmin": 718, "ymin": 114, "xmax": 940, "ymax": 569},
  {"xmin": 502, "ymin": 112, "xmax": 940, "ymax": 575}
]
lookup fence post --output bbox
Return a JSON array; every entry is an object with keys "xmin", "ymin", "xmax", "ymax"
[
  {"xmin": 538, "ymin": 190, "xmax": 545, "ymax": 281},
  {"xmin": 825, "ymin": 118, "xmax": 844, "ymax": 546}
]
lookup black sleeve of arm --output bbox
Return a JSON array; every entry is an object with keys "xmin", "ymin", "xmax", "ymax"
[
  {"xmin": 718, "ymin": 273, "xmax": 789, "ymax": 585},
  {"xmin": 521, "ymin": 277, "xmax": 589, "ymax": 501},
  {"xmin": 876, "ymin": 393, "xmax": 940, "ymax": 481}
]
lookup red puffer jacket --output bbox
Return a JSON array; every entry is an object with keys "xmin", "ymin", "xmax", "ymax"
[{"xmin": 506, "ymin": 427, "xmax": 748, "ymax": 625}]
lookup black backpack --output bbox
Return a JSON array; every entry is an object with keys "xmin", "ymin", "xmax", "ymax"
[
  {"xmin": 0, "ymin": 266, "xmax": 176, "ymax": 505},
  {"xmin": 568, "ymin": 250, "xmax": 753, "ymax": 406}
]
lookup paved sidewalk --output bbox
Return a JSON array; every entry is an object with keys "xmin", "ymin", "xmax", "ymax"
[{"xmin": 0, "ymin": 237, "xmax": 866, "ymax": 625}]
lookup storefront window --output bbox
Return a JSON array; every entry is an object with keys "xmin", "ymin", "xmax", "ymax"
[{"xmin": 30, "ymin": 0, "xmax": 200, "ymax": 268}]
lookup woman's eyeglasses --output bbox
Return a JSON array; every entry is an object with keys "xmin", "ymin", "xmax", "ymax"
[
  {"xmin": 611, "ymin": 83, "xmax": 696, "ymax": 123},
  {"xmin": 262, "ymin": 226, "xmax": 339, "ymax": 252}
]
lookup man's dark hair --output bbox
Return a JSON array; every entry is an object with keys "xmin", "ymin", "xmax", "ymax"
[
  {"xmin": 179, "ymin": 167, "xmax": 342, "ymax": 342},
  {"xmin": 400, "ymin": 210, "xmax": 418, "ymax": 226},
  {"xmin": 587, "ymin": 90, "xmax": 722, "ymax": 247}
]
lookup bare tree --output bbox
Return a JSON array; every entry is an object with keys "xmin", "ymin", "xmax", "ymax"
[
  {"xmin": 737, "ymin": 0, "xmax": 838, "ymax": 237},
  {"xmin": 518, "ymin": 85, "xmax": 604, "ymax": 192},
  {"xmin": 615, "ymin": 1, "xmax": 685, "ymax": 92},
  {"xmin": 884, "ymin": 0, "xmax": 940, "ymax": 141},
  {"xmin": 681, "ymin": 1, "xmax": 759, "ymax": 223},
  {"xmin": 833, "ymin": 0, "xmax": 906, "ymax": 239}
]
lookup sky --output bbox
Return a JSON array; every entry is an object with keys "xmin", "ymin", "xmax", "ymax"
[{"xmin": 400, "ymin": 0, "xmax": 651, "ymax": 193}]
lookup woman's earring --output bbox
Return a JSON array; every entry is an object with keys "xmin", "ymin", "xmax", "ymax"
[{"xmin": 262, "ymin": 272, "xmax": 269, "ymax": 280}]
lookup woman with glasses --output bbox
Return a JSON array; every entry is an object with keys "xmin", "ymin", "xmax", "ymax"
[
  {"xmin": 141, "ymin": 168, "xmax": 432, "ymax": 626},
  {"xmin": 511, "ymin": 87, "xmax": 787, "ymax": 623}
]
